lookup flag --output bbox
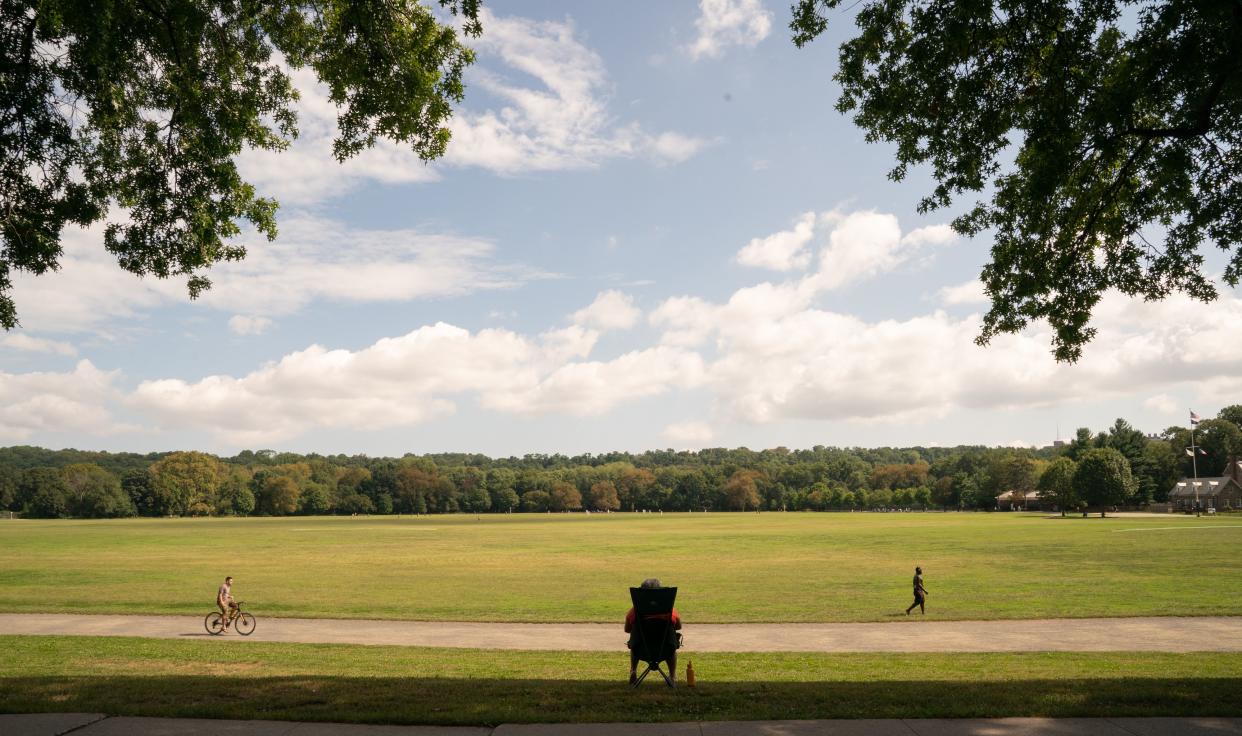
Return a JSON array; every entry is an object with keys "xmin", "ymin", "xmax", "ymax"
[
  {"xmin": 1186, "ymin": 448, "xmax": 1194, "ymax": 457},
  {"xmin": 1190, "ymin": 410, "xmax": 1201, "ymax": 424}
]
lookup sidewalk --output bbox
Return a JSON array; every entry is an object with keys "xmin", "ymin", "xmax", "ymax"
[
  {"xmin": 5, "ymin": 715, "xmax": 1242, "ymax": 736},
  {"xmin": 5, "ymin": 613, "xmax": 1242, "ymax": 652}
]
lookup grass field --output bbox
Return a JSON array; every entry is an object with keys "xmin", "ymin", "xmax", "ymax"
[
  {"xmin": 3, "ymin": 512, "xmax": 1241, "ymax": 622},
  {"xmin": 3, "ymin": 635, "xmax": 1241, "ymax": 724}
]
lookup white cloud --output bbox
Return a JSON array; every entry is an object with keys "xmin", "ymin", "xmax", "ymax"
[
  {"xmin": 571, "ymin": 290, "xmax": 641, "ymax": 331},
  {"xmin": 732, "ymin": 209, "xmax": 955, "ymax": 288},
  {"xmin": 229, "ymin": 315, "xmax": 274, "ymax": 336},
  {"xmin": 651, "ymin": 277, "xmax": 1242, "ymax": 426},
  {"xmin": 810, "ymin": 210, "xmax": 930, "ymax": 291},
  {"xmin": 446, "ymin": 11, "xmax": 709, "ymax": 175},
  {"xmin": 1144, "ymin": 394, "xmax": 1179, "ymax": 414},
  {"xmin": 236, "ymin": 11, "xmax": 711, "ymax": 205},
  {"xmin": 237, "ymin": 66, "xmax": 442, "ymax": 207},
  {"xmin": 736, "ymin": 212, "xmax": 817, "ymax": 271},
  {"xmin": 127, "ymin": 322, "xmax": 702, "ymax": 444},
  {"xmin": 648, "ymin": 132, "xmax": 713, "ymax": 164},
  {"xmin": 938, "ymin": 279, "xmax": 988, "ymax": 306},
  {"xmin": 8, "ymin": 217, "xmax": 547, "ymax": 332},
  {"xmin": 0, "ymin": 361, "xmax": 125, "ymax": 440},
  {"xmin": 13, "ymin": 205, "xmax": 1241, "ymax": 449},
  {"xmin": 901, "ymin": 223, "xmax": 958, "ymax": 249},
  {"xmin": 662, "ymin": 420, "xmax": 716, "ymax": 447},
  {"xmin": 687, "ymin": 0, "xmax": 772, "ymax": 60},
  {"xmin": 0, "ymin": 333, "xmax": 77, "ymax": 356}
]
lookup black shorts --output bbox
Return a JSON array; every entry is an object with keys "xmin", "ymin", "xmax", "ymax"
[{"xmin": 628, "ymin": 630, "xmax": 683, "ymax": 650}]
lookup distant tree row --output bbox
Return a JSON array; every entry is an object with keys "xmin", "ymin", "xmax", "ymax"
[{"xmin": 2, "ymin": 407, "xmax": 1239, "ymax": 519}]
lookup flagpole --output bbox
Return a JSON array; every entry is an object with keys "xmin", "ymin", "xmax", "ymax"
[{"xmin": 1189, "ymin": 410, "xmax": 1201, "ymax": 516}]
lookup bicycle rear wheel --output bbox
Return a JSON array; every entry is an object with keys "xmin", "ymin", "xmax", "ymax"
[
  {"xmin": 235, "ymin": 612, "xmax": 256, "ymax": 636},
  {"xmin": 204, "ymin": 612, "xmax": 225, "ymax": 635}
]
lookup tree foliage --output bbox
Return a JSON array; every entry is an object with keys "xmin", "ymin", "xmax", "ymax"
[
  {"xmin": 0, "ymin": 0, "xmax": 481, "ymax": 328},
  {"xmin": 1073, "ymin": 447, "xmax": 1136, "ymax": 514},
  {"xmin": 792, "ymin": 0, "xmax": 1242, "ymax": 361},
  {"xmin": 5, "ymin": 407, "xmax": 1237, "ymax": 518},
  {"xmin": 1038, "ymin": 456, "xmax": 1078, "ymax": 514}
]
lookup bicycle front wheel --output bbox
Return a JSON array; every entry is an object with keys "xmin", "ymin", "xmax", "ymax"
[
  {"xmin": 235, "ymin": 612, "xmax": 256, "ymax": 636},
  {"xmin": 204, "ymin": 612, "xmax": 225, "ymax": 635}
]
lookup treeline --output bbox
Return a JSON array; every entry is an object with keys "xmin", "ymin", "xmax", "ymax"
[{"xmin": 1, "ymin": 407, "xmax": 1239, "ymax": 519}]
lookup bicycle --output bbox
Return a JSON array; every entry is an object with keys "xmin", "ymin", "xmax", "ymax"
[{"xmin": 205, "ymin": 601, "xmax": 256, "ymax": 636}]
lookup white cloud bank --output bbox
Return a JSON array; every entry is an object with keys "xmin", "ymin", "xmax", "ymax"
[
  {"xmin": 128, "ymin": 323, "xmax": 703, "ymax": 444},
  {"xmin": 687, "ymin": 0, "xmax": 772, "ymax": 59},
  {"xmin": 0, "ymin": 361, "xmax": 126, "ymax": 441},
  {"xmin": 9, "ymin": 208, "xmax": 1242, "ymax": 448}
]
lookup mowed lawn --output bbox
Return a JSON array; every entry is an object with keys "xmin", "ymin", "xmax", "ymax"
[
  {"xmin": 1, "ymin": 512, "xmax": 1240, "ymax": 622},
  {"xmin": 3, "ymin": 636, "xmax": 1241, "ymax": 723}
]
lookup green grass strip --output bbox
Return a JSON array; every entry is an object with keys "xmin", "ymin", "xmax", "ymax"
[{"xmin": 3, "ymin": 636, "xmax": 1241, "ymax": 725}]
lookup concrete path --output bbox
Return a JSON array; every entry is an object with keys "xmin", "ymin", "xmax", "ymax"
[
  {"xmin": 3, "ymin": 613, "xmax": 1242, "ymax": 652},
  {"xmin": 5, "ymin": 715, "xmax": 1242, "ymax": 736}
]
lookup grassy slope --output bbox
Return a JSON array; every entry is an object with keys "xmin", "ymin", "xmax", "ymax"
[
  {"xmin": 3, "ymin": 636, "xmax": 1241, "ymax": 724},
  {"xmin": 1, "ymin": 513, "xmax": 1240, "ymax": 622}
]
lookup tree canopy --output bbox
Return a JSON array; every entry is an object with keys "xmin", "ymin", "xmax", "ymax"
[
  {"xmin": 792, "ymin": 0, "xmax": 1242, "ymax": 361},
  {"xmin": 1, "ymin": 0, "xmax": 481, "ymax": 329}
]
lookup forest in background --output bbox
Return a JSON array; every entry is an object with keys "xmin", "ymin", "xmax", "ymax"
[{"xmin": 2, "ymin": 407, "xmax": 1239, "ymax": 518}]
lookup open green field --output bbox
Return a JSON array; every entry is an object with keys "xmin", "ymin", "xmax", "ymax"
[
  {"xmin": 3, "ymin": 636, "xmax": 1242, "ymax": 724},
  {"xmin": 2, "ymin": 513, "xmax": 1241, "ymax": 622}
]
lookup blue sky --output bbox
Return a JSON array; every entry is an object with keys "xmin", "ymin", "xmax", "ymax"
[{"xmin": 2, "ymin": 0, "xmax": 1239, "ymax": 456}]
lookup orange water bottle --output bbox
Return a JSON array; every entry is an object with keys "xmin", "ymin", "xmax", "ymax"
[{"xmin": 686, "ymin": 659, "xmax": 696, "ymax": 688}]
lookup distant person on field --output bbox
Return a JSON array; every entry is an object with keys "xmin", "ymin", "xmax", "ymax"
[
  {"xmin": 217, "ymin": 576, "xmax": 238, "ymax": 630},
  {"xmin": 625, "ymin": 578, "xmax": 682, "ymax": 685},
  {"xmin": 905, "ymin": 566, "xmax": 927, "ymax": 615}
]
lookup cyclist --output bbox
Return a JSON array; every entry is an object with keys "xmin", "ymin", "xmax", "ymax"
[{"xmin": 216, "ymin": 576, "xmax": 238, "ymax": 630}]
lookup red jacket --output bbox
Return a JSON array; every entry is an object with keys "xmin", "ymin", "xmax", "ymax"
[{"xmin": 625, "ymin": 606, "xmax": 681, "ymax": 632}]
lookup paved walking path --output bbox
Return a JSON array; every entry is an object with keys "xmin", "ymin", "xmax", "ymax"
[
  {"xmin": 4, "ymin": 613, "xmax": 1242, "ymax": 652},
  {"xmin": 5, "ymin": 714, "xmax": 1242, "ymax": 736}
]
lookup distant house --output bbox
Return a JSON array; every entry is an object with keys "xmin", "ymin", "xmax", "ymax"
[
  {"xmin": 996, "ymin": 490, "xmax": 1047, "ymax": 511},
  {"xmin": 1169, "ymin": 459, "xmax": 1242, "ymax": 511}
]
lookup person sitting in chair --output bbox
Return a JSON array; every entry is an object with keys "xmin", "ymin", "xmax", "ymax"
[{"xmin": 625, "ymin": 577, "xmax": 682, "ymax": 685}]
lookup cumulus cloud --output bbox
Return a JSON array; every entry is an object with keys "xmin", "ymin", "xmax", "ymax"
[
  {"xmin": 0, "ymin": 333, "xmax": 77, "ymax": 356},
  {"xmin": 0, "ymin": 361, "xmax": 125, "ymax": 440},
  {"xmin": 571, "ymin": 290, "xmax": 641, "ymax": 331},
  {"xmin": 651, "ymin": 276, "xmax": 1242, "ymax": 426},
  {"xmin": 687, "ymin": 0, "xmax": 772, "ymax": 59},
  {"xmin": 733, "ymin": 209, "xmax": 956, "ymax": 287},
  {"xmin": 127, "ymin": 322, "xmax": 702, "ymax": 443},
  {"xmin": 228, "ymin": 316, "xmax": 274, "ymax": 336},
  {"xmin": 736, "ymin": 212, "xmax": 817, "ymax": 271},
  {"xmin": 810, "ymin": 210, "xmax": 954, "ymax": 290},
  {"xmin": 11, "ymin": 206, "xmax": 1239, "ymax": 448},
  {"xmin": 938, "ymin": 279, "xmax": 988, "ymax": 306}
]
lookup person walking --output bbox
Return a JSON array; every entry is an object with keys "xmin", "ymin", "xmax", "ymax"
[{"xmin": 905, "ymin": 566, "xmax": 927, "ymax": 615}]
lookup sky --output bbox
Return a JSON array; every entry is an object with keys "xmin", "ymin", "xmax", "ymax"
[{"xmin": 2, "ymin": 0, "xmax": 1240, "ymax": 457}]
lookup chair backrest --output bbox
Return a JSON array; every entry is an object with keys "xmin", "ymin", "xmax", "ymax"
[{"xmin": 630, "ymin": 586, "xmax": 678, "ymax": 665}]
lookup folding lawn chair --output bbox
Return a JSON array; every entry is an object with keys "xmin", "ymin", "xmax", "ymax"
[{"xmin": 629, "ymin": 585, "xmax": 679, "ymax": 688}]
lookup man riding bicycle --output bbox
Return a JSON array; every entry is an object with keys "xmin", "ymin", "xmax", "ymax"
[{"xmin": 217, "ymin": 576, "xmax": 238, "ymax": 630}]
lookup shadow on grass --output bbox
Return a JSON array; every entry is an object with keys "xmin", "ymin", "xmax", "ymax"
[{"xmin": 3, "ymin": 676, "xmax": 1241, "ymax": 726}]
